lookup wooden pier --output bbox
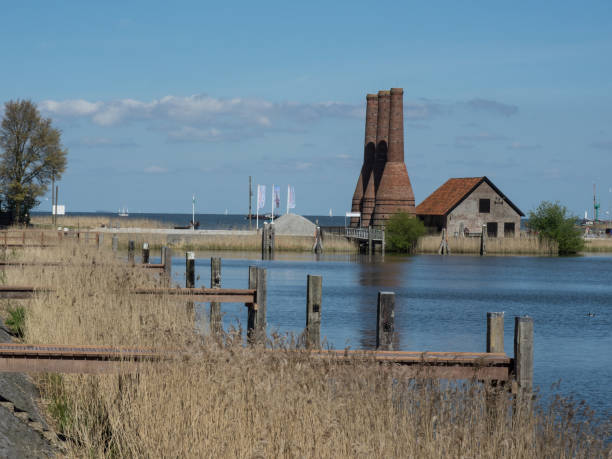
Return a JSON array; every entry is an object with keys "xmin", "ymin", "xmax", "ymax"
[{"xmin": 0, "ymin": 240, "xmax": 533, "ymax": 392}]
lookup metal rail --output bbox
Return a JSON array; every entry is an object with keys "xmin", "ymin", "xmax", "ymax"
[{"xmin": 345, "ymin": 227, "xmax": 384, "ymax": 241}]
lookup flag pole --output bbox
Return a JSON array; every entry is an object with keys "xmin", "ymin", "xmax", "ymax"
[
  {"xmin": 192, "ymin": 194, "xmax": 195, "ymax": 229},
  {"xmin": 271, "ymin": 184, "xmax": 274, "ymax": 223},
  {"xmin": 286, "ymin": 185, "xmax": 289, "ymax": 215}
]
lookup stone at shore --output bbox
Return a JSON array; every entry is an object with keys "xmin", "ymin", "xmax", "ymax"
[{"xmin": 269, "ymin": 214, "xmax": 317, "ymax": 237}]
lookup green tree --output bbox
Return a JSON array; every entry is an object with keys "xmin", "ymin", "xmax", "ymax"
[
  {"xmin": 386, "ymin": 212, "xmax": 426, "ymax": 254},
  {"xmin": 0, "ymin": 100, "xmax": 67, "ymax": 224},
  {"xmin": 528, "ymin": 201, "xmax": 584, "ymax": 255}
]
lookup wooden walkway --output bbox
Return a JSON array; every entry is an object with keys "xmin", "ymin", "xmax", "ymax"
[{"xmin": 0, "ymin": 343, "xmax": 511, "ymax": 379}]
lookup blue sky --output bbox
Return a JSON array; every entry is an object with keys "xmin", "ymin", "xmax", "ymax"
[{"xmin": 1, "ymin": 1, "xmax": 611, "ymax": 217}]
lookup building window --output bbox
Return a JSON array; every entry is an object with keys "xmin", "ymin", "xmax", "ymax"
[
  {"xmin": 487, "ymin": 222, "xmax": 498, "ymax": 238},
  {"xmin": 504, "ymin": 222, "xmax": 515, "ymax": 237},
  {"xmin": 479, "ymin": 199, "xmax": 490, "ymax": 213}
]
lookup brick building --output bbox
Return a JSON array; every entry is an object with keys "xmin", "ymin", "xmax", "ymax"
[{"xmin": 416, "ymin": 177, "xmax": 523, "ymax": 237}]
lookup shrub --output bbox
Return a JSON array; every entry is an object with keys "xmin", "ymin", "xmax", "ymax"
[
  {"xmin": 528, "ymin": 201, "xmax": 584, "ymax": 255},
  {"xmin": 5, "ymin": 305, "xmax": 25, "ymax": 337},
  {"xmin": 386, "ymin": 212, "xmax": 426, "ymax": 253}
]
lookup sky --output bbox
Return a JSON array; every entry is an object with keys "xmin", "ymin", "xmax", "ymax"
[{"xmin": 1, "ymin": 1, "xmax": 611, "ymax": 217}]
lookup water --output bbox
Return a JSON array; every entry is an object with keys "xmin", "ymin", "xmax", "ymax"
[{"xmin": 156, "ymin": 251, "xmax": 612, "ymax": 417}]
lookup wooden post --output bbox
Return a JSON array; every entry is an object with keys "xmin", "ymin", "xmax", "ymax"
[
  {"xmin": 95, "ymin": 233, "xmax": 100, "ymax": 248},
  {"xmin": 4, "ymin": 231, "xmax": 6, "ymax": 249},
  {"xmin": 210, "ymin": 257, "xmax": 222, "ymax": 334},
  {"xmin": 305, "ymin": 275, "xmax": 322, "ymax": 349},
  {"xmin": 162, "ymin": 246, "xmax": 172, "ymax": 284},
  {"xmin": 247, "ymin": 266, "xmax": 267, "ymax": 344},
  {"xmin": 381, "ymin": 227, "xmax": 386, "ymax": 256},
  {"xmin": 185, "ymin": 252, "xmax": 195, "ymax": 288},
  {"xmin": 313, "ymin": 226, "xmax": 323, "ymax": 254},
  {"xmin": 127, "ymin": 240, "xmax": 135, "ymax": 266},
  {"xmin": 480, "ymin": 224, "xmax": 487, "ymax": 256},
  {"xmin": 269, "ymin": 223, "xmax": 275, "ymax": 257},
  {"xmin": 376, "ymin": 292, "xmax": 395, "ymax": 350},
  {"xmin": 22, "ymin": 231, "xmax": 25, "ymax": 245},
  {"xmin": 513, "ymin": 316, "xmax": 534, "ymax": 393},
  {"xmin": 40, "ymin": 232, "xmax": 44, "ymax": 246},
  {"xmin": 368, "ymin": 226, "xmax": 373, "ymax": 256},
  {"xmin": 112, "ymin": 234, "xmax": 118, "ymax": 252},
  {"xmin": 142, "ymin": 243, "xmax": 150, "ymax": 264},
  {"xmin": 261, "ymin": 223, "xmax": 269, "ymax": 259},
  {"xmin": 486, "ymin": 312, "xmax": 504, "ymax": 353}
]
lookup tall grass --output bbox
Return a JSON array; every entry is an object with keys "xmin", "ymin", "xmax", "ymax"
[
  {"xmin": 583, "ymin": 238, "xmax": 612, "ymax": 253},
  {"xmin": 417, "ymin": 233, "xmax": 559, "ymax": 255},
  {"xmin": 30, "ymin": 215, "xmax": 168, "ymax": 230},
  {"xmin": 2, "ymin": 243, "xmax": 609, "ymax": 457}
]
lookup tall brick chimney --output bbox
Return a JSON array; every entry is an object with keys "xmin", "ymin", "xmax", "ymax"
[
  {"xmin": 371, "ymin": 88, "xmax": 415, "ymax": 227},
  {"xmin": 350, "ymin": 94, "xmax": 378, "ymax": 227},
  {"xmin": 362, "ymin": 90, "xmax": 390, "ymax": 227}
]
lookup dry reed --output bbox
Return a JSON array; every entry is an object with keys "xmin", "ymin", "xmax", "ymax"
[
  {"xmin": 417, "ymin": 233, "xmax": 559, "ymax": 255},
  {"xmin": 583, "ymin": 238, "xmax": 612, "ymax": 253},
  {"xmin": 1, "ymin": 243, "xmax": 609, "ymax": 457},
  {"xmin": 30, "ymin": 215, "xmax": 168, "ymax": 230}
]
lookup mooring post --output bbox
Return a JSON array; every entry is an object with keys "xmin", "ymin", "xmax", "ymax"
[
  {"xmin": 261, "ymin": 223, "xmax": 269, "ymax": 259},
  {"xmin": 210, "ymin": 257, "xmax": 222, "ymax": 334},
  {"xmin": 112, "ymin": 234, "xmax": 118, "ymax": 252},
  {"xmin": 513, "ymin": 316, "xmax": 534, "ymax": 394},
  {"xmin": 381, "ymin": 227, "xmax": 386, "ymax": 256},
  {"xmin": 269, "ymin": 223, "xmax": 275, "ymax": 257},
  {"xmin": 162, "ymin": 246, "xmax": 172, "ymax": 284},
  {"xmin": 480, "ymin": 224, "xmax": 487, "ymax": 256},
  {"xmin": 247, "ymin": 266, "xmax": 267, "ymax": 345},
  {"xmin": 376, "ymin": 292, "xmax": 395, "ymax": 350},
  {"xmin": 487, "ymin": 312, "xmax": 505, "ymax": 353},
  {"xmin": 185, "ymin": 252, "xmax": 195, "ymax": 288},
  {"xmin": 368, "ymin": 226, "xmax": 373, "ymax": 256},
  {"xmin": 313, "ymin": 226, "xmax": 323, "ymax": 254},
  {"xmin": 142, "ymin": 242, "xmax": 150, "ymax": 264},
  {"xmin": 127, "ymin": 240, "xmax": 135, "ymax": 266},
  {"xmin": 306, "ymin": 275, "xmax": 322, "ymax": 349}
]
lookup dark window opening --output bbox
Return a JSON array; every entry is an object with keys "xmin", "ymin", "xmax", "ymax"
[
  {"xmin": 504, "ymin": 222, "xmax": 515, "ymax": 237},
  {"xmin": 479, "ymin": 199, "xmax": 490, "ymax": 213},
  {"xmin": 487, "ymin": 222, "xmax": 498, "ymax": 238}
]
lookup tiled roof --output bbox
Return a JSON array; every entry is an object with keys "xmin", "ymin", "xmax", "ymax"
[{"xmin": 415, "ymin": 177, "xmax": 484, "ymax": 216}]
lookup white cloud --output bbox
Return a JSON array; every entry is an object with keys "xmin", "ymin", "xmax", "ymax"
[{"xmin": 39, "ymin": 99, "xmax": 102, "ymax": 116}]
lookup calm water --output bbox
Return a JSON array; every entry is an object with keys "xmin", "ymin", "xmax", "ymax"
[{"xmin": 154, "ymin": 251, "xmax": 612, "ymax": 416}]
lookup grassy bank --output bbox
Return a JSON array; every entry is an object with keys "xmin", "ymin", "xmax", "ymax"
[
  {"xmin": 1, "ymin": 243, "xmax": 609, "ymax": 456},
  {"xmin": 96, "ymin": 231, "xmax": 357, "ymax": 253},
  {"xmin": 417, "ymin": 234, "xmax": 559, "ymax": 255},
  {"xmin": 583, "ymin": 238, "xmax": 612, "ymax": 252},
  {"xmin": 30, "ymin": 215, "xmax": 168, "ymax": 230}
]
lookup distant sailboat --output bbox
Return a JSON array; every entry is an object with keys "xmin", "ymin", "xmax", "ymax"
[
  {"xmin": 118, "ymin": 207, "xmax": 129, "ymax": 217},
  {"xmin": 329, "ymin": 208, "xmax": 333, "ymax": 217}
]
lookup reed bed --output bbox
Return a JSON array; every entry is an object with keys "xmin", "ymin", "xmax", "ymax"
[
  {"xmin": 583, "ymin": 238, "xmax": 612, "ymax": 253},
  {"xmin": 1, "ymin": 243, "xmax": 609, "ymax": 457},
  {"xmin": 417, "ymin": 234, "xmax": 559, "ymax": 255},
  {"xmin": 30, "ymin": 215, "xmax": 169, "ymax": 230}
]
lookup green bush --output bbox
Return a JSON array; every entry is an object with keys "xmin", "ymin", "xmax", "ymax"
[
  {"xmin": 5, "ymin": 306, "xmax": 25, "ymax": 337},
  {"xmin": 528, "ymin": 201, "xmax": 584, "ymax": 255},
  {"xmin": 386, "ymin": 212, "xmax": 426, "ymax": 253}
]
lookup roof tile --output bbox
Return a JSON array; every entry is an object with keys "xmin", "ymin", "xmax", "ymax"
[{"xmin": 416, "ymin": 177, "xmax": 483, "ymax": 216}]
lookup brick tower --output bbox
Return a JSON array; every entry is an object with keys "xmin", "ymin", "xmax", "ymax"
[
  {"xmin": 371, "ymin": 88, "xmax": 415, "ymax": 226},
  {"xmin": 361, "ymin": 90, "xmax": 390, "ymax": 227},
  {"xmin": 350, "ymin": 94, "xmax": 378, "ymax": 227}
]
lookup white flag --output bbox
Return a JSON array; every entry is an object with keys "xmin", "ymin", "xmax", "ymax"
[
  {"xmin": 257, "ymin": 185, "xmax": 266, "ymax": 209},
  {"xmin": 287, "ymin": 185, "xmax": 296, "ymax": 209}
]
